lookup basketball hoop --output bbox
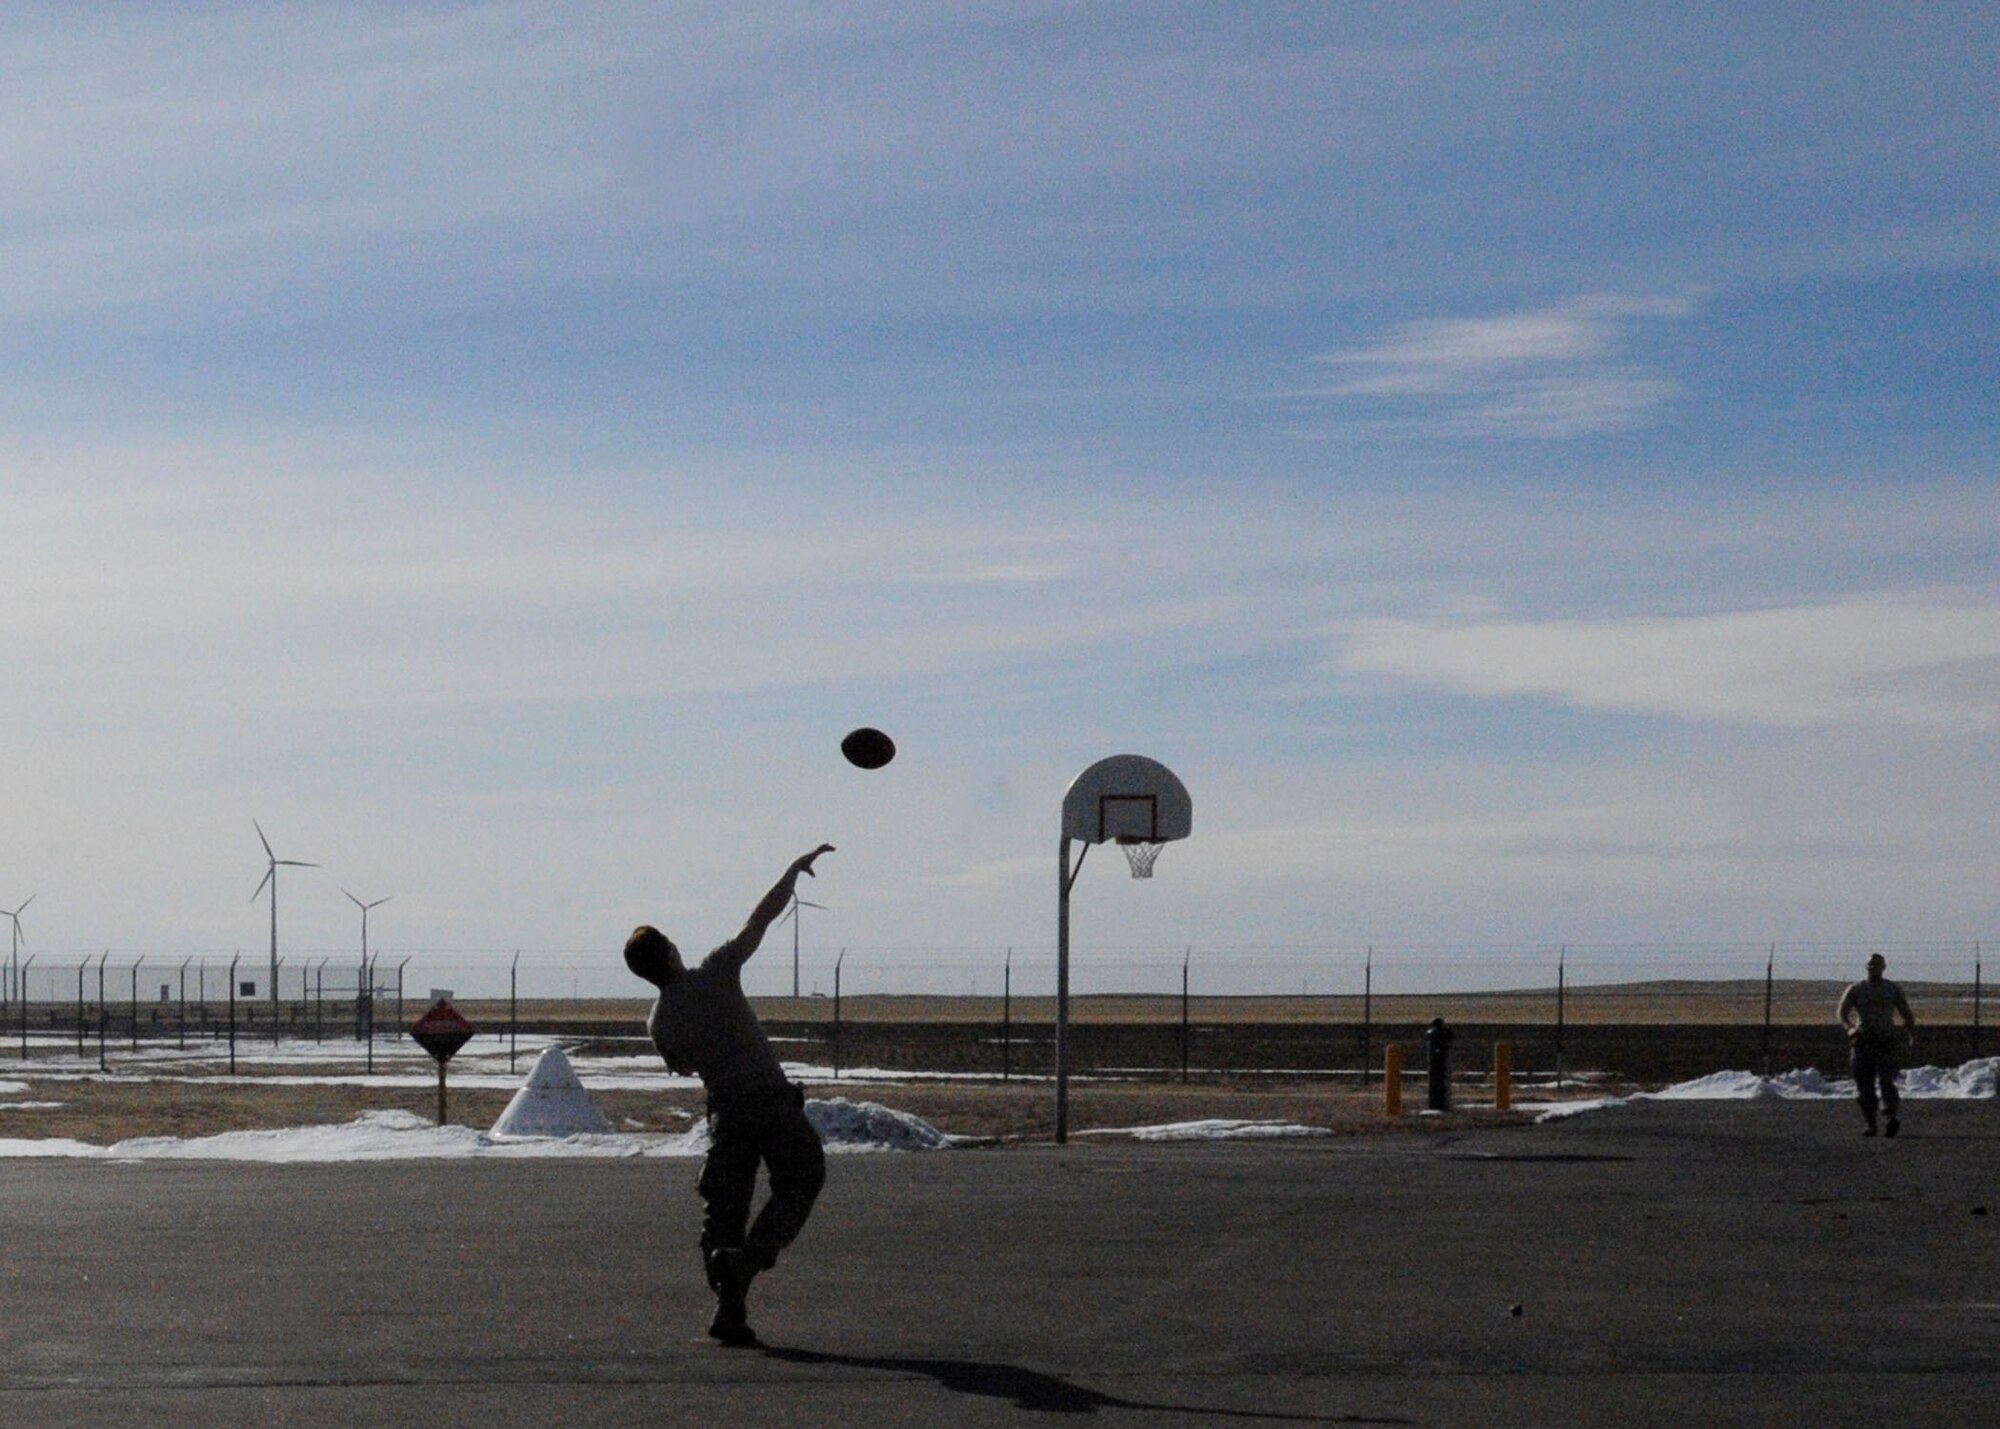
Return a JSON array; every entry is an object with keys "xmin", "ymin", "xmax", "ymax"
[
  {"xmin": 1117, "ymin": 837, "xmax": 1164, "ymax": 879},
  {"xmin": 1057, "ymin": 754, "xmax": 1192, "ymax": 1145}
]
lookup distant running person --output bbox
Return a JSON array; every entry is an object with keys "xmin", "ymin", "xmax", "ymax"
[
  {"xmin": 624, "ymin": 843, "xmax": 834, "ymax": 1345},
  {"xmin": 1837, "ymin": 952, "xmax": 1916, "ymax": 1138}
]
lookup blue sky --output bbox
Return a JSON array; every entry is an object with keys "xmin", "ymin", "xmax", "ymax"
[{"xmin": 1, "ymin": 4, "xmax": 1995, "ymax": 997}]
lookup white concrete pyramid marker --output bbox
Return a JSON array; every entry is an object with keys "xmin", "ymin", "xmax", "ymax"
[{"xmin": 490, "ymin": 1046, "xmax": 615, "ymax": 1137}]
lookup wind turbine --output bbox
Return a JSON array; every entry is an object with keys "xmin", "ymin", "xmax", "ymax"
[
  {"xmin": 251, "ymin": 822, "xmax": 317, "ymax": 1038},
  {"xmin": 2, "ymin": 894, "xmax": 32, "ymax": 1007},
  {"xmin": 343, "ymin": 889, "xmax": 391, "ymax": 1032},
  {"xmin": 776, "ymin": 892, "xmax": 826, "ymax": 999}
]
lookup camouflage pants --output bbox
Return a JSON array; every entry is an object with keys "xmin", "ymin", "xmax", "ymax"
[
  {"xmin": 1850, "ymin": 1037, "xmax": 1902, "ymax": 1122},
  {"xmin": 698, "ymin": 1084, "xmax": 826, "ymax": 1272}
]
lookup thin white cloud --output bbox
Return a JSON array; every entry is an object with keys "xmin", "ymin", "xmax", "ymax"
[
  {"xmin": 1462, "ymin": 375, "xmax": 1681, "ymax": 439},
  {"xmin": 1291, "ymin": 294, "xmax": 1694, "ymax": 437},
  {"xmin": 1337, "ymin": 594, "xmax": 2000, "ymax": 733}
]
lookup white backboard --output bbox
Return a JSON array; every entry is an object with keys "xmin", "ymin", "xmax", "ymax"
[{"xmin": 1060, "ymin": 754, "xmax": 1192, "ymax": 844}]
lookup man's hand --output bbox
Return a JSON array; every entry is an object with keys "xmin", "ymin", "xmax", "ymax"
[{"xmin": 794, "ymin": 844, "xmax": 836, "ymax": 878}]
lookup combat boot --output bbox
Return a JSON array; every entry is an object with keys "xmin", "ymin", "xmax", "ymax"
[{"xmin": 705, "ymin": 1247, "xmax": 758, "ymax": 1346}]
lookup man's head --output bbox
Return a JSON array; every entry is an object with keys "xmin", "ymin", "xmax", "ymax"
[
  {"xmin": 625, "ymin": 925, "xmax": 685, "ymax": 987},
  {"xmin": 1867, "ymin": 953, "xmax": 1887, "ymax": 979}
]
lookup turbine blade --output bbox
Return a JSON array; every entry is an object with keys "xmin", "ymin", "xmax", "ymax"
[
  {"xmin": 277, "ymin": 860, "xmax": 318, "ymax": 868},
  {"xmin": 369, "ymin": 896, "xmax": 393, "ymax": 909},
  {"xmin": 255, "ymin": 820, "xmax": 274, "ymax": 859},
  {"xmin": 252, "ymin": 868, "xmax": 273, "ymax": 901},
  {"xmin": 18, "ymin": 892, "xmax": 33, "ymax": 914},
  {"xmin": 343, "ymin": 889, "xmax": 362, "ymax": 908}
]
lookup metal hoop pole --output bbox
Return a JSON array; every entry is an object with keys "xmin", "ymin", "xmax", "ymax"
[{"xmin": 1056, "ymin": 835, "xmax": 1083, "ymax": 1144}]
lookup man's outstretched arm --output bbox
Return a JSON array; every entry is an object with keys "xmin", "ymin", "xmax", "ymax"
[{"xmin": 714, "ymin": 845, "xmax": 835, "ymax": 969}]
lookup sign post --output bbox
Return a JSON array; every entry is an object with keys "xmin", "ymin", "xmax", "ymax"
[{"xmin": 410, "ymin": 998, "xmax": 476, "ymax": 1125}]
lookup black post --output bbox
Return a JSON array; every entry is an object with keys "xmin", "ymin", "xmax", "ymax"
[
  {"xmin": 97, "ymin": 953, "xmax": 108, "ymax": 1072},
  {"xmin": 1362, "ymin": 946, "xmax": 1373, "ymax": 1087},
  {"xmin": 832, "ymin": 950, "xmax": 844, "ymax": 1080},
  {"xmin": 1973, "ymin": 944, "xmax": 1983, "ymax": 1060},
  {"xmin": 1554, "ymin": 946, "xmax": 1566, "ymax": 1091},
  {"xmin": 1761, "ymin": 944, "xmax": 1776, "ymax": 1077},
  {"xmin": 1424, "ymin": 1017, "xmax": 1454, "ymax": 1112},
  {"xmin": 228, "ymin": 954, "xmax": 240, "ymax": 1074},
  {"xmin": 18, "ymin": 955, "xmax": 32, "ymax": 1060},
  {"xmin": 510, "ymin": 951, "xmax": 519, "ymax": 1075},
  {"xmin": 1001, "ymin": 948, "xmax": 1011, "ymax": 1083},
  {"xmin": 178, "ymin": 958, "xmax": 190, "ymax": 1051},
  {"xmin": 1180, "ymin": 947, "xmax": 1190, "ymax": 1084},
  {"xmin": 130, "ymin": 958, "xmax": 142, "ymax": 1052},
  {"xmin": 76, "ymin": 963, "xmax": 85, "ymax": 1057}
]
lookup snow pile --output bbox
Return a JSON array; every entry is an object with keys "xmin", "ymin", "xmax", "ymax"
[
  {"xmin": 1902, "ymin": 1058, "xmax": 1998, "ymax": 1098},
  {"xmin": 0, "ymin": 1099, "xmax": 958, "ymax": 1161},
  {"xmin": 489, "ymin": 1047, "xmax": 614, "ymax": 1138},
  {"xmin": 1082, "ymin": 1118, "xmax": 1330, "ymax": 1142},
  {"xmin": 1651, "ymin": 1067, "xmax": 1846, "ymax": 1100},
  {"xmin": 807, "ymin": 1097, "xmax": 955, "ymax": 1150},
  {"xmin": 1538, "ymin": 1057, "xmax": 1999, "ymax": 1122}
]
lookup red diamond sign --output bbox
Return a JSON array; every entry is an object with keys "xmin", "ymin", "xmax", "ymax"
[{"xmin": 411, "ymin": 999, "xmax": 475, "ymax": 1064}]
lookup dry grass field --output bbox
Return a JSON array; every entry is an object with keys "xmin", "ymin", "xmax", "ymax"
[
  {"xmin": 1, "ymin": 1066, "xmax": 1526, "ymax": 1149},
  {"xmin": 4, "ymin": 982, "xmax": 1981, "ymax": 1149},
  {"xmin": 453, "ymin": 978, "xmax": 1987, "ymax": 1029}
]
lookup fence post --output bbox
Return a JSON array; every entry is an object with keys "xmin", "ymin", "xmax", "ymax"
[
  {"xmin": 1973, "ymin": 944, "xmax": 1983, "ymax": 1060},
  {"xmin": 18, "ymin": 955, "xmax": 32, "ymax": 1060},
  {"xmin": 1361, "ymin": 946, "xmax": 1373, "ymax": 1088},
  {"xmin": 1761, "ymin": 944, "xmax": 1775, "ymax": 1077},
  {"xmin": 1554, "ymin": 946, "xmax": 1566, "ymax": 1090},
  {"xmin": 510, "ymin": 951, "xmax": 520, "ymax": 1075},
  {"xmin": 1180, "ymin": 947, "xmax": 1190, "ymax": 1084},
  {"xmin": 832, "ymin": 949, "xmax": 844, "ymax": 1080},
  {"xmin": 1001, "ymin": 948, "xmax": 1011, "ymax": 1083}
]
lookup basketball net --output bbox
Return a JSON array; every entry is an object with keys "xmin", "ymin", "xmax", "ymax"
[{"xmin": 1117, "ymin": 837, "xmax": 1164, "ymax": 879}]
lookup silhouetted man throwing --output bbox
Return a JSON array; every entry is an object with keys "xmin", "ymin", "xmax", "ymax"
[
  {"xmin": 1838, "ymin": 952, "xmax": 1916, "ymax": 1138},
  {"xmin": 625, "ymin": 844, "xmax": 833, "ymax": 1345}
]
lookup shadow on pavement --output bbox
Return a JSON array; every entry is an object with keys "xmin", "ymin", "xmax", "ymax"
[{"xmin": 760, "ymin": 1345, "xmax": 1411, "ymax": 1422}]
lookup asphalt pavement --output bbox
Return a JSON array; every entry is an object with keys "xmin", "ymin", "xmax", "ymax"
[{"xmin": 1, "ymin": 1097, "xmax": 1995, "ymax": 1426}]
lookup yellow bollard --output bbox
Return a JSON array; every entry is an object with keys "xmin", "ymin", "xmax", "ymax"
[
  {"xmin": 1494, "ymin": 1041, "xmax": 1513, "ymax": 1111},
  {"xmin": 1384, "ymin": 1044, "xmax": 1402, "ymax": 1116}
]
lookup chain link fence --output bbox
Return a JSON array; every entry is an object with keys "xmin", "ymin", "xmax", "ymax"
[{"xmin": 4, "ymin": 942, "xmax": 1985, "ymax": 1086}]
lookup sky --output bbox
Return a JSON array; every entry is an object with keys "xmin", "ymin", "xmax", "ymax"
[{"xmin": 1, "ymin": 4, "xmax": 1996, "ymax": 998}]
